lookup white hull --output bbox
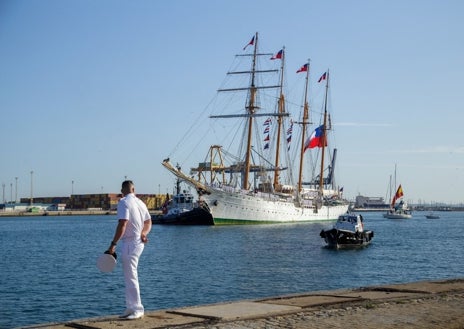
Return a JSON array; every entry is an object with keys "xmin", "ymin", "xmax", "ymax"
[
  {"xmin": 383, "ymin": 213, "xmax": 412, "ymax": 219},
  {"xmin": 202, "ymin": 187, "xmax": 349, "ymax": 224}
]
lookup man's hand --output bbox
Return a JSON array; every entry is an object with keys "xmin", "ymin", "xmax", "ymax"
[
  {"xmin": 141, "ymin": 233, "xmax": 148, "ymax": 243},
  {"xmin": 107, "ymin": 244, "xmax": 116, "ymax": 255}
]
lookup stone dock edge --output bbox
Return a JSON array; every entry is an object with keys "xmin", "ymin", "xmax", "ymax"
[{"xmin": 20, "ymin": 278, "xmax": 464, "ymax": 329}]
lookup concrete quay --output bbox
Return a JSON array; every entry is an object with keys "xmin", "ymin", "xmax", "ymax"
[{"xmin": 26, "ymin": 278, "xmax": 464, "ymax": 329}]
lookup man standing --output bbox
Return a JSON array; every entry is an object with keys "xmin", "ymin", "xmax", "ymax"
[{"xmin": 107, "ymin": 180, "xmax": 152, "ymax": 320}]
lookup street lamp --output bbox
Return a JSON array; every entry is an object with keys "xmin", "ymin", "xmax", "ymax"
[{"xmin": 30, "ymin": 170, "xmax": 34, "ymax": 206}]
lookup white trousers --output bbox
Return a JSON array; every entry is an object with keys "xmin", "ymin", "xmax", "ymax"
[{"xmin": 121, "ymin": 239, "xmax": 145, "ymax": 313}]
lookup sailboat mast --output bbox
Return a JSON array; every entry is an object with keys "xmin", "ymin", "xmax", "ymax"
[
  {"xmin": 318, "ymin": 70, "xmax": 329, "ymax": 195},
  {"xmin": 243, "ymin": 32, "xmax": 258, "ymax": 190},
  {"xmin": 273, "ymin": 47, "xmax": 285, "ymax": 190},
  {"xmin": 298, "ymin": 61, "xmax": 310, "ymax": 193}
]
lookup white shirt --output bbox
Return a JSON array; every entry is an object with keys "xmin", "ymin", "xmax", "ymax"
[{"xmin": 117, "ymin": 193, "xmax": 151, "ymax": 240}]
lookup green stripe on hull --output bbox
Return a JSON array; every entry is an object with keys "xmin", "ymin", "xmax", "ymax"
[
  {"xmin": 212, "ymin": 217, "xmax": 336, "ymax": 225},
  {"xmin": 213, "ymin": 218, "xmax": 278, "ymax": 225}
]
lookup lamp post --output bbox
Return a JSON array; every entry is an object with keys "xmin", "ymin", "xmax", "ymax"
[
  {"xmin": 30, "ymin": 170, "xmax": 34, "ymax": 206},
  {"xmin": 15, "ymin": 177, "xmax": 18, "ymax": 204},
  {"xmin": 72, "ymin": 180, "xmax": 74, "ymax": 195}
]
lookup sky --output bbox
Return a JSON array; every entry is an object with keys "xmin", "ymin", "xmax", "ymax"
[{"xmin": 0, "ymin": 0, "xmax": 463, "ymax": 205}]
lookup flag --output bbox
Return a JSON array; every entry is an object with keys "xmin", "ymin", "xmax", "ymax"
[
  {"xmin": 286, "ymin": 120, "xmax": 293, "ymax": 150},
  {"xmin": 263, "ymin": 117, "xmax": 271, "ymax": 148},
  {"xmin": 391, "ymin": 185, "xmax": 404, "ymax": 207},
  {"xmin": 318, "ymin": 72, "xmax": 327, "ymax": 83},
  {"xmin": 296, "ymin": 63, "xmax": 308, "ymax": 73},
  {"xmin": 243, "ymin": 36, "xmax": 255, "ymax": 50},
  {"xmin": 395, "ymin": 185, "xmax": 404, "ymax": 199},
  {"xmin": 304, "ymin": 125, "xmax": 326, "ymax": 151},
  {"xmin": 270, "ymin": 49, "xmax": 283, "ymax": 60}
]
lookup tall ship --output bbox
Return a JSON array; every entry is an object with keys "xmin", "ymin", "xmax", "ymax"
[{"xmin": 162, "ymin": 33, "xmax": 349, "ymax": 224}]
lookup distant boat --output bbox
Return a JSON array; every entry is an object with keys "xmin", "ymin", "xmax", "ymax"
[
  {"xmin": 320, "ymin": 213, "xmax": 374, "ymax": 249},
  {"xmin": 161, "ymin": 32, "xmax": 349, "ymax": 224},
  {"xmin": 425, "ymin": 213, "xmax": 440, "ymax": 219},
  {"xmin": 383, "ymin": 165, "xmax": 412, "ymax": 219},
  {"xmin": 384, "ymin": 185, "xmax": 412, "ymax": 219}
]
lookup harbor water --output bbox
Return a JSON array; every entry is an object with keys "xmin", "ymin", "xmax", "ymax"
[{"xmin": 1, "ymin": 211, "xmax": 463, "ymax": 328}]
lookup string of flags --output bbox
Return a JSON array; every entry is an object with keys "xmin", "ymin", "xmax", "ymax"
[
  {"xmin": 263, "ymin": 117, "xmax": 271, "ymax": 150},
  {"xmin": 286, "ymin": 120, "xmax": 293, "ymax": 150}
]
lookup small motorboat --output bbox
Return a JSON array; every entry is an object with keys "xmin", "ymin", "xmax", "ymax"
[
  {"xmin": 425, "ymin": 213, "xmax": 440, "ymax": 219},
  {"xmin": 320, "ymin": 213, "xmax": 374, "ymax": 249}
]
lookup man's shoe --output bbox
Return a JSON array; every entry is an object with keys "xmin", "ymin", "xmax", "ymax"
[
  {"xmin": 119, "ymin": 310, "xmax": 133, "ymax": 318},
  {"xmin": 125, "ymin": 312, "xmax": 144, "ymax": 320}
]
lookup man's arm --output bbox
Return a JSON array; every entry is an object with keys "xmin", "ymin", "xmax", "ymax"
[
  {"xmin": 107, "ymin": 219, "xmax": 128, "ymax": 253},
  {"xmin": 141, "ymin": 218, "xmax": 152, "ymax": 243}
]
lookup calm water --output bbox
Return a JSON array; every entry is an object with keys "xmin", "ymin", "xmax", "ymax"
[{"xmin": 1, "ymin": 212, "xmax": 463, "ymax": 328}]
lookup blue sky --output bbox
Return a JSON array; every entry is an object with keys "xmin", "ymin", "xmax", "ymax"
[{"xmin": 0, "ymin": 0, "xmax": 463, "ymax": 204}]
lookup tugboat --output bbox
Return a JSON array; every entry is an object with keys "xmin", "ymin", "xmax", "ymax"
[
  {"xmin": 152, "ymin": 164, "xmax": 214, "ymax": 225},
  {"xmin": 320, "ymin": 213, "xmax": 374, "ymax": 249},
  {"xmin": 152, "ymin": 191, "xmax": 213, "ymax": 225}
]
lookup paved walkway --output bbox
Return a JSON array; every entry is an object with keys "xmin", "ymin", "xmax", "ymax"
[{"xmin": 26, "ymin": 278, "xmax": 464, "ymax": 329}]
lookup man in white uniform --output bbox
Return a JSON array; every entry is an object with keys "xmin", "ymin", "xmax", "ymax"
[{"xmin": 107, "ymin": 180, "xmax": 152, "ymax": 320}]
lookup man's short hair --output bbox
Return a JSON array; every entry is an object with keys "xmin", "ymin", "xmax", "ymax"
[{"xmin": 122, "ymin": 180, "xmax": 134, "ymax": 189}]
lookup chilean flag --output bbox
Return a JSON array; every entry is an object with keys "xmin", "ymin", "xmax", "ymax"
[
  {"xmin": 318, "ymin": 72, "xmax": 327, "ymax": 83},
  {"xmin": 296, "ymin": 63, "xmax": 308, "ymax": 73},
  {"xmin": 304, "ymin": 125, "xmax": 326, "ymax": 151},
  {"xmin": 243, "ymin": 36, "xmax": 255, "ymax": 50},
  {"xmin": 270, "ymin": 49, "xmax": 283, "ymax": 60}
]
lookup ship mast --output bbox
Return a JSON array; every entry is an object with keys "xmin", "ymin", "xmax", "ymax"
[
  {"xmin": 318, "ymin": 70, "xmax": 329, "ymax": 195},
  {"xmin": 298, "ymin": 61, "xmax": 310, "ymax": 193},
  {"xmin": 243, "ymin": 32, "xmax": 259, "ymax": 190},
  {"xmin": 211, "ymin": 32, "xmax": 285, "ymax": 190},
  {"xmin": 273, "ymin": 47, "xmax": 285, "ymax": 190}
]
